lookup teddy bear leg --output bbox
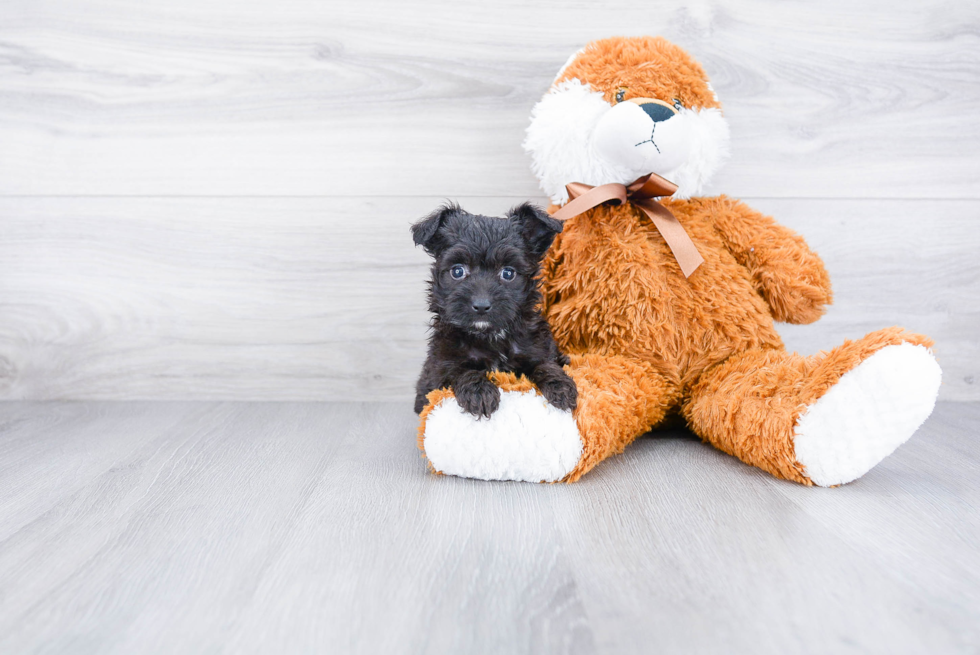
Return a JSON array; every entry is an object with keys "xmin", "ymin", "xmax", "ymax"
[
  {"xmin": 562, "ymin": 354, "xmax": 681, "ymax": 481},
  {"xmin": 417, "ymin": 354, "xmax": 680, "ymax": 483},
  {"xmin": 683, "ymin": 327, "xmax": 942, "ymax": 486}
]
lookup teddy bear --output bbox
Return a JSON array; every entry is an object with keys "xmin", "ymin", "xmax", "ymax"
[{"xmin": 415, "ymin": 36, "xmax": 942, "ymax": 487}]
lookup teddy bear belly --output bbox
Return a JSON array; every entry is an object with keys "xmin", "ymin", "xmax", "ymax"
[
  {"xmin": 548, "ymin": 283, "xmax": 782, "ymax": 386},
  {"xmin": 543, "ymin": 208, "xmax": 783, "ymax": 385}
]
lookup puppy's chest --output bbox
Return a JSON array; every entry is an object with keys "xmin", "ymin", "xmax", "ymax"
[{"xmin": 465, "ymin": 340, "xmax": 526, "ymax": 372}]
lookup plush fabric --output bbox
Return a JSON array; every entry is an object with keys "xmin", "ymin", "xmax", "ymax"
[{"xmin": 417, "ymin": 36, "xmax": 942, "ymax": 486}]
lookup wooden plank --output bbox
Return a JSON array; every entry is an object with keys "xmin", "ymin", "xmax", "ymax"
[
  {"xmin": 0, "ymin": 401, "xmax": 977, "ymax": 653},
  {"xmin": 0, "ymin": 196, "xmax": 976, "ymax": 401},
  {"xmin": 0, "ymin": 0, "xmax": 978, "ymax": 198},
  {"xmin": 0, "ymin": 195, "xmax": 447, "ymax": 401},
  {"xmin": 0, "ymin": 401, "xmax": 200, "ymax": 541}
]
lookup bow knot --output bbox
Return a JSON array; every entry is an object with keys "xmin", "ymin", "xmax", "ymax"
[{"xmin": 552, "ymin": 173, "xmax": 704, "ymax": 278}]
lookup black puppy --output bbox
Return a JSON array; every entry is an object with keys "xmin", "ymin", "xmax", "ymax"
[{"xmin": 412, "ymin": 202, "xmax": 578, "ymax": 419}]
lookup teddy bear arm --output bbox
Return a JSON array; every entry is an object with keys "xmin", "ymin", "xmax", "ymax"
[{"xmin": 711, "ymin": 198, "xmax": 833, "ymax": 325}]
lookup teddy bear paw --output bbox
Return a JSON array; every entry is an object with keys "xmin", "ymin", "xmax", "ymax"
[
  {"xmin": 421, "ymin": 390, "xmax": 582, "ymax": 482},
  {"xmin": 793, "ymin": 343, "xmax": 942, "ymax": 487}
]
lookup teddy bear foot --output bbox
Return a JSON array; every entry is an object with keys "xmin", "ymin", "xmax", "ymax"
[
  {"xmin": 421, "ymin": 390, "xmax": 582, "ymax": 482},
  {"xmin": 793, "ymin": 343, "xmax": 942, "ymax": 487}
]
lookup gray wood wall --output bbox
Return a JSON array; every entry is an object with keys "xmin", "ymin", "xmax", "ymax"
[{"xmin": 1, "ymin": 0, "xmax": 978, "ymax": 401}]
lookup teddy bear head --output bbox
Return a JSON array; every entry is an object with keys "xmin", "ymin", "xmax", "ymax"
[{"xmin": 524, "ymin": 36, "xmax": 731, "ymax": 204}]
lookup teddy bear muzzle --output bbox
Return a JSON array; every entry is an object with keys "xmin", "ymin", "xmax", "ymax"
[{"xmin": 592, "ymin": 99, "xmax": 693, "ymax": 179}]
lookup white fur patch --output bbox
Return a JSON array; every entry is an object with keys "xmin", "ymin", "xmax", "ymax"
[
  {"xmin": 422, "ymin": 390, "xmax": 583, "ymax": 483},
  {"xmin": 793, "ymin": 343, "xmax": 942, "ymax": 487},
  {"xmin": 524, "ymin": 79, "xmax": 731, "ymax": 203},
  {"xmin": 524, "ymin": 79, "xmax": 635, "ymax": 206},
  {"xmin": 661, "ymin": 107, "xmax": 730, "ymax": 200}
]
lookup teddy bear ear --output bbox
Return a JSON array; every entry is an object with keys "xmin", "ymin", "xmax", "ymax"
[
  {"xmin": 507, "ymin": 202, "xmax": 563, "ymax": 258},
  {"xmin": 411, "ymin": 202, "xmax": 462, "ymax": 255}
]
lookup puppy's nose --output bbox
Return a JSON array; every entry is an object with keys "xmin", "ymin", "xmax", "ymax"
[{"xmin": 471, "ymin": 298, "xmax": 492, "ymax": 314}]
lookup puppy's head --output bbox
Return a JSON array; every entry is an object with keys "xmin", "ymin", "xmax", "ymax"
[{"xmin": 411, "ymin": 202, "xmax": 562, "ymax": 337}]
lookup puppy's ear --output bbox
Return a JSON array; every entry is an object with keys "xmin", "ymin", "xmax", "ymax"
[
  {"xmin": 508, "ymin": 202, "xmax": 563, "ymax": 258},
  {"xmin": 411, "ymin": 203, "xmax": 461, "ymax": 256}
]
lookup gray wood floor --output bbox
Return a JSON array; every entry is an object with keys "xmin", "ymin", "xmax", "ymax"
[{"xmin": 1, "ymin": 401, "xmax": 977, "ymax": 654}]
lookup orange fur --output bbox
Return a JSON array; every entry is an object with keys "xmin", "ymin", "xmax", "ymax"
[
  {"xmin": 542, "ymin": 197, "xmax": 798, "ymax": 389},
  {"xmin": 557, "ymin": 36, "xmax": 721, "ymax": 111}
]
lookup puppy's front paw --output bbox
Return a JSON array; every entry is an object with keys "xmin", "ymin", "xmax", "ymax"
[
  {"xmin": 454, "ymin": 378, "xmax": 501, "ymax": 419},
  {"xmin": 539, "ymin": 373, "xmax": 578, "ymax": 411}
]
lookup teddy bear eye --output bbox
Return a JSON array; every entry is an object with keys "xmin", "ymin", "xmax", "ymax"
[
  {"xmin": 500, "ymin": 267, "xmax": 516, "ymax": 281},
  {"xmin": 615, "ymin": 88, "xmax": 627, "ymax": 103},
  {"xmin": 673, "ymin": 98, "xmax": 684, "ymax": 110},
  {"xmin": 450, "ymin": 264, "xmax": 468, "ymax": 280}
]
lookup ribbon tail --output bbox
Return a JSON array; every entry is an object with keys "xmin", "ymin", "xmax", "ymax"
[{"xmin": 638, "ymin": 201, "xmax": 704, "ymax": 278}]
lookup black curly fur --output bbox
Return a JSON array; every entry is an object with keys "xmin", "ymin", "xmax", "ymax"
[{"xmin": 411, "ymin": 202, "xmax": 577, "ymax": 419}]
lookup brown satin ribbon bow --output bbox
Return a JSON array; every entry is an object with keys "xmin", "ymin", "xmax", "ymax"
[{"xmin": 551, "ymin": 173, "xmax": 705, "ymax": 278}]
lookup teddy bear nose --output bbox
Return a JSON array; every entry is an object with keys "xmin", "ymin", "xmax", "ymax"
[
  {"xmin": 627, "ymin": 97, "xmax": 678, "ymax": 123},
  {"xmin": 638, "ymin": 101, "xmax": 677, "ymax": 123}
]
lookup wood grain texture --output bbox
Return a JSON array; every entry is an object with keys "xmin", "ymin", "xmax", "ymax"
[
  {"xmin": 0, "ymin": 197, "xmax": 976, "ymax": 401},
  {"xmin": 0, "ymin": 0, "xmax": 978, "ymax": 400},
  {"xmin": 0, "ymin": 0, "xmax": 978, "ymax": 198},
  {"xmin": 0, "ymin": 401, "xmax": 977, "ymax": 653}
]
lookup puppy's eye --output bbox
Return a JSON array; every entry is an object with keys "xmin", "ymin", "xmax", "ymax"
[
  {"xmin": 615, "ymin": 88, "xmax": 627, "ymax": 103},
  {"xmin": 450, "ymin": 264, "xmax": 468, "ymax": 280},
  {"xmin": 500, "ymin": 267, "xmax": 516, "ymax": 281}
]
